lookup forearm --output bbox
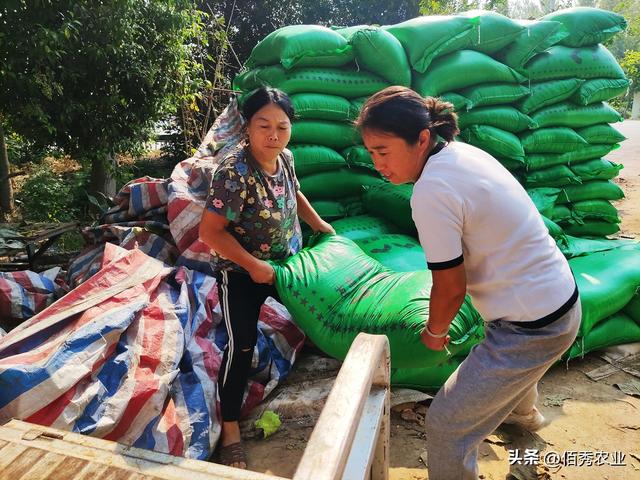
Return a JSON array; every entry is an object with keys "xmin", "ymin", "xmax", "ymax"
[
  {"xmin": 201, "ymin": 228, "xmax": 262, "ymax": 272},
  {"xmin": 426, "ymin": 284, "xmax": 466, "ymax": 334},
  {"xmin": 296, "ymin": 190, "xmax": 324, "ymax": 230}
]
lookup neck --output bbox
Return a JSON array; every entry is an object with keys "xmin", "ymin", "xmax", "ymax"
[{"xmin": 249, "ymin": 145, "xmax": 279, "ymax": 174}]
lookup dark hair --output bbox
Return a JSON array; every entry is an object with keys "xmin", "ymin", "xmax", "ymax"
[
  {"xmin": 241, "ymin": 87, "xmax": 295, "ymax": 123},
  {"xmin": 354, "ymin": 86, "xmax": 459, "ymax": 144}
]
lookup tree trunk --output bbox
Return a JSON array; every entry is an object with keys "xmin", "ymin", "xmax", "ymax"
[
  {"xmin": 631, "ymin": 91, "xmax": 640, "ymax": 120},
  {"xmin": 89, "ymin": 152, "xmax": 117, "ymax": 200},
  {"xmin": 0, "ymin": 123, "xmax": 14, "ymax": 221}
]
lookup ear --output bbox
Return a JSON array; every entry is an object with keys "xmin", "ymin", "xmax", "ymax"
[{"xmin": 418, "ymin": 128, "xmax": 431, "ymax": 151}]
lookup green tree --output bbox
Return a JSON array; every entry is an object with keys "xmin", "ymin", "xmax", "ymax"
[{"xmin": 0, "ymin": 0, "xmax": 208, "ymax": 214}]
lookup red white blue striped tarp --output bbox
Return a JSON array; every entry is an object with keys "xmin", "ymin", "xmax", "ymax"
[{"xmin": 0, "ymin": 243, "xmax": 305, "ymax": 459}]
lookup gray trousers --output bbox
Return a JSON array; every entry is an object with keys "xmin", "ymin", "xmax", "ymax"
[{"xmin": 425, "ymin": 300, "xmax": 581, "ymax": 480}]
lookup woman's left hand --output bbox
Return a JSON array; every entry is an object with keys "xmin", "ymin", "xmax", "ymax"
[{"xmin": 314, "ymin": 220, "xmax": 336, "ymax": 235}]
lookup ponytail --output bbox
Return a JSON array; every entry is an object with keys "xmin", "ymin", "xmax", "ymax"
[{"xmin": 355, "ymin": 86, "xmax": 459, "ymax": 144}]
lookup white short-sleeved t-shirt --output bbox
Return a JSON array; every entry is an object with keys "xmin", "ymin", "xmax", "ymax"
[{"xmin": 411, "ymin": 141, "xmax": 576, "ymax": 323}]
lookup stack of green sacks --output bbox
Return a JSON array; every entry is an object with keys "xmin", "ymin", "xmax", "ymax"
[
  {"xmin": 234, "ymin": 8, "xmax": 640, "ymax": 391},
  {"xmin": 232, "ymin": 24, "xmax": 403, "ymax": 222}
]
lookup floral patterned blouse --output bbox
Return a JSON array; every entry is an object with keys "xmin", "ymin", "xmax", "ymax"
[{"xmin": 204, "ymin": 144, "xmax": 302, "ymax": 273}]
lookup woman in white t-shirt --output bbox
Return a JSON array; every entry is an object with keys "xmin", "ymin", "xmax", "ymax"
[{"xmin": 356, "ymin": 86, "xmax": 581, "ymax": 480}]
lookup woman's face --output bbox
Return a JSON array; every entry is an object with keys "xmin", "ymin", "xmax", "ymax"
[
  {"xmin": 362, "ymin": 128, "xmax": 431, "ymax": 184},
  {"xmin": 246, "ymin": 103, "xmax": 292, "ymax": 160}
]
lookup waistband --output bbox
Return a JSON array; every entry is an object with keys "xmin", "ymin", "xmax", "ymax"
[{"xmin": 510, "ymin": 284, "xmax": 579, "ymax": 330}]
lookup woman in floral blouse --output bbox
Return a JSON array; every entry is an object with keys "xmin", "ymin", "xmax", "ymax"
[{"xmin": 199, "ymin": 87, "xmax": 334, "ymax": 469}]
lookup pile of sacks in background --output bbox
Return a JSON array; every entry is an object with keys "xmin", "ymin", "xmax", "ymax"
[
  {"xmin": 0, "ymin": 101, "xmax": 306, "ymax": 460},
  {"xmin": 233, "ymin": 7, "xmax": 640, "ymax": 387}
]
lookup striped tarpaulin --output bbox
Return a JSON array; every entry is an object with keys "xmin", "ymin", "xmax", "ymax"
[{"xmin": 0, "ymin": 243, "xmax": 305, "ymax": 459}]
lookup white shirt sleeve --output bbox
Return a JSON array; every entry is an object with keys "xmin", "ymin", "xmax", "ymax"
[{"xmin": 411, "ymin": 178, "xmax": 464, "ymax": 270}]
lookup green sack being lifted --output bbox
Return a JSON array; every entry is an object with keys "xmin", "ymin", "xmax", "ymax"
[
  {"xmin": 413, "ymin": 50, "xmax": 526, "ymax": 97},
  {"xmin": 271, "ymin": 234, "xmax": 484, "ymax": 368},
  {"xmin": 354, "ymin": 234, "xmax": 427, "ymax": 272},
  {"xmin": 541, "ymin": 7, "xmax": 627, "ymax": 48},
  {"xmin": 246, "ymin": 25, "xmax": 354, "ymax": 69}
]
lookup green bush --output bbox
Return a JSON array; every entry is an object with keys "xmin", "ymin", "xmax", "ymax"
[{"xmin": 17, "ymin": 168, "xmax": 89, "ymax": 222}]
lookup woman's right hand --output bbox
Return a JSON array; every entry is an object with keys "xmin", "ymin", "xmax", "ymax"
[{"xmin": 248, "ymin": 260, "xmax": 275, "ymax": 285}]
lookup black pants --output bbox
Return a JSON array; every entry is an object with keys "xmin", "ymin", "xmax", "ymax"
[{"xmin": 215, "ymin": 270, "xmax": 280, "ymax": 421}]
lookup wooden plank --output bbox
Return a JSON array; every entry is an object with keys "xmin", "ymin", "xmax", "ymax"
[
  {"xmin": 293, "ymin": 333, "xmax": 390, "ymax": 480},
  {"xmin": 0, "ymin": 420, "xmax": 287, "ymax": 480},
  {"xmin": 342, "ymin": 387, "xmax": 386, "ymax": 480}
]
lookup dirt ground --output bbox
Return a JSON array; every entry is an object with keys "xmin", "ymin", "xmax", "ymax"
[{"xmin": 243, "ymin": 121, "xmax": 640, "ymax": 480}]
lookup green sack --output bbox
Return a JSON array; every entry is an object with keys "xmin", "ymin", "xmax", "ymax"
[
  {"xmin": 457, "ymin": 83, "xmax": 530, "ymax": 110},
  {"xmin": 391, "ymin": 358, "xmax": 465, "ymax": 391},
  {"xmin": 291, "ymin": 120, "xmax": 359, "ymax": 150},
  {"xmin": 457, "ymin": 106, "xmax": 536, "ymax": 133},
  {"xmin": 571, "ymin": 159, "xmax": 623, "ymax": 181},
  {"xmin": 457, "ymin": 10, "xmax": 524, "ymax": 54},
  {"xmin": 299, "ymin": 168, "xmax": 386, "ymax": 200},
  {"xmin": 520, "ymin": 127, "xmax": 588, "ymax": 154},
  {"xmin": 348, "ymin": 96, "xmax": 370, "ymax": 120},
  {"xmin": 541, "ymin": 7, "xmax": 627, "ymax": 48},
  {"xmin": 362, "ymin": 182, "xmax": 415, "ymax": 234},
  {"xmin": 331, "ymin": 214, "xmax": 401, "ymax": 242},
  {"xmin": 523, "ymin": 45, "xmax": 625, "ymax": 82},
  {"xmin": 527, "ymin": 187, "xmax": 561, "ymax": 216},
  {"xmin": 311, "ymin": 198, "xmax": 363, "ymax": 221},
  {"xmin": 355, "ymin": 234, "xmax": 426, "ymax": 272},
  {"xmin": 439, "ymin": 92, "xmax": 470, "ymax": 112},
  {"xmin": 291, "ymin": 93, "xmax": 352, "ymax": 121},
  {"xmin": 525, "ymin": 153, "xmax": 569, "ymax": 171},
  {"xmin": 559, "ymin": 144, "xmax": 620, "ymax": 164},
  {"xmin": 560, "ymin": 235, "xmax": 637, "ymax": 258},
  {"xmin": 571, "ymin": 200, "xmax": 620, "ymax": 224},
  {"xmin": 289, "ymin": 144, "xmax": 347, "ymax": 176},
  {"xmin": 496, "ymin": 20, "xmax": 569, "ymax": 69},
  {"xmin": 575, "ymin": 124, "xmax": 626, "ymax": 145},
  {"xmin": 556, "ymin": 181, "xmax": 624, "ymax": 204},
  {"xmin": 542, "ymin": 215, "xmax": 566, "ymax": 241},
  {"xmin": 571, "ymin": 78, "xmax": 631, "ymax": 105},
  {"xmin": 549, "ymin": 205, "xmax": 573, "ymax": 223},
  {"xmin": 384, "ymin": 16, "xmax": 476, "ymax": 72},
  {"xmin": 234, "ymin": 66, "xmax": 390, "ymax": 98},
  {"xmin": 413, "ymin": 50, "xmax": 526, "ymax": 97},
  {"xmin": 569, "ymin": 246, "xmax": 640, "ymax": 336},
  {"xmin": 246, "ymin": 25, "xmax": 354, "ymax": 69},
  {"xmin": 623, "ymin": 295, "xmax": 640, "ymax": 325},
  {"xmin": 564, "ymin": 220, "xmax": 620, "ymax": 238},
  {"xmin": 566, "ymin": 313, "xmax": 640, "ymax": 360},
  {"xmin": 458, "ymin": 125, "xmax": 525, "ymax": 161},
  {"xmin": 347, "ymin": 27, "xmax": 411, "ymax": 86},
  {"xmin": 516, "ymin": 78, "xmax": 584, "ymax": 114},
  {"xmin": 342, "ymin": 145, "xmax": 375, "ymax": 170},
  {"xmin": 531, "ymin": 102, "xmax": 623, "ymax": 129},
  {"xmin": 271, "ymin": 234, "xmax": 484, "ymax": 368},
  {"xmin": 525, "ymin": 165, "xmax": 581, "ymax": 187},
  {"xmin": 496, "ymin": 157, "xmax": 526, "ymax": 172}
]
